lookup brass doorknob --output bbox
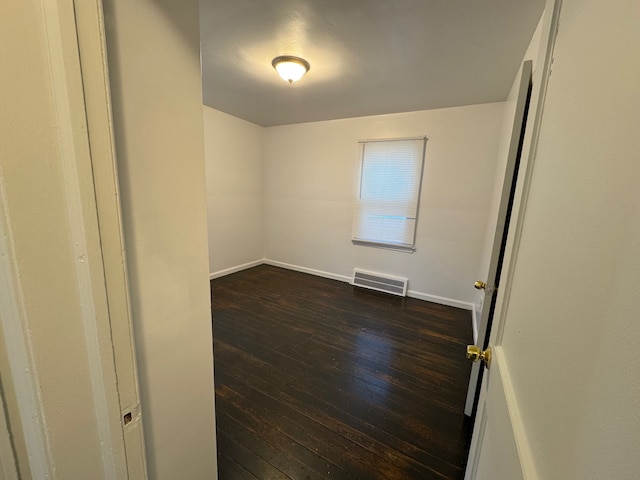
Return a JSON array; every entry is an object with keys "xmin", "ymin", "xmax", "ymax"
[
  {"xmin": 474, "ymin": 281, "xmax": 487, "ymax": 290},
  {"xmin": 466, "ymin": 345, "xmax": 492, "ymax": 368}
]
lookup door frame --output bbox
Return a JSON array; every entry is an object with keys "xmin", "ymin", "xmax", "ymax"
[
  {"xmin": 0, "ymin": 0, "xmax": 147, "ymax": 477},
  {"xmin": 464, "ymin": 0, "xmax": 563, "ymax": 477},
  {"xmin": 464, "ymin": 59, "xmax": 533, "ymax": 418},
  {"xmin": 73, "ymin": 0, "xmax": 149, "ymax": 476}
]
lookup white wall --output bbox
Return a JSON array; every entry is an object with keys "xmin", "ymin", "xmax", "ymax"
[
  {"xmin": 262, "ymin": 104, "xmax": 505, "ymax": 305},
  {"xmin": 204, "ymin": 106, "xmax": 264, "ymax": 277},
  {"xmin": 103, "ymin": 1, "xmax": 217, "ymax": 478},
  {"xmin": 501, "ymin": 0, "xmax": 640, "ymax": 477}
]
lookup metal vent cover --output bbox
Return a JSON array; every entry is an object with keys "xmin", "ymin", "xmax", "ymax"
[{"xmin": 351, "ymin": 269, "xmax": 408, "ymax": 297}]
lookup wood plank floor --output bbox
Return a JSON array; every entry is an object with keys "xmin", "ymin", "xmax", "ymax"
[{"xmin": 211, "ymin": 265, "xmax": 474, "ymax": 480}]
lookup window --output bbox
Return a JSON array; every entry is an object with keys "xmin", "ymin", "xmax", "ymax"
[{"xmin": 352, "ymin": 136, "xmax": 427, "ymax": 252}]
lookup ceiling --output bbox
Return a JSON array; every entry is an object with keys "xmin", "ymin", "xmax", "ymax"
[{"xmin": 199, "ymin": 0, "xmax": 545, "ymax": 127}]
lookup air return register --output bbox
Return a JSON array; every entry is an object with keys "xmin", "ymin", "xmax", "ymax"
[{"xmin": 351, "ymin": 269, "xmax": 408, "ymax": 297}]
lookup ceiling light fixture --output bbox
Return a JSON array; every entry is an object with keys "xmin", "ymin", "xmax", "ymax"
[{"xmin": 271, "ymin": 55, "xmax": 310, "ymax": 84}]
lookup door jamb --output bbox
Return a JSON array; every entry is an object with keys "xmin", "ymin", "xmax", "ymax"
[
  {"xmin": 72, "ymin": 0, "xmax": 149, "ymax": 477},
  {"xmin": 0, "ymin": 0, "xmax": 148, "ymax": 477}
]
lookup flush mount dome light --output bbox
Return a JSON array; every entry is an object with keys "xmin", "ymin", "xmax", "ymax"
[{"xmin": 271, "ymin": 55, "xmax": 310, "ymax": 83}]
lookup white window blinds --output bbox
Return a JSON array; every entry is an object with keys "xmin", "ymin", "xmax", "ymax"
[{"xmin": 352, "ymin": 137, "xmax": 427, "ymax": 251}]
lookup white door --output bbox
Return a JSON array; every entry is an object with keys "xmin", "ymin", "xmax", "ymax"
[
  {"xmin": 464, "ymin": 60, "xmax": 533, "ymax": 417},
  {"xmin": 464, "ymin": 1, "xmax": 562, "ymax": 478},
  {"xmin": 470, "ymin": 0, "xmax": 640, "ymax": 477}
]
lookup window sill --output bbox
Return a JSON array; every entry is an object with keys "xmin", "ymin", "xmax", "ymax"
[{"xmin": 351, "ymin": 239, "xmax": 415, "ymax": 253}]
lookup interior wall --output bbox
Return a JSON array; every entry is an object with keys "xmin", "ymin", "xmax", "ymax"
[
  {"xmin": 103, "ymin": 1, "xmax": 217, "ymax": 478},
  {"xmin": 204, "ymin": 106, "xmax": 264, "ymax": 277},
  {"xmin": 262, "ymin": 104, "xmax": 505, "ymax": 305},
  {"xmin": 500, "ymin": 0, "xmax": 640, "ymax": 477}
]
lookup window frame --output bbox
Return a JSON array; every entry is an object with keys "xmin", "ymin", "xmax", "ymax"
[{"xmin": 352, "ymin": 136, "xmax": 427, "ymax": 253}]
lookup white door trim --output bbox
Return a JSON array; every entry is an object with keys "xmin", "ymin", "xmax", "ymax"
[
  {"xmin": 492, "ymin": 348, "xmax": 539, "ymax": 479},
  {"xmin": 40, "ymin": 3, "xmax": 121, "ymax": 478},
  {"xmin": 0, "ymin": 183, "xmax": 52, "ymax": 479},
  {"xmin": 72, "ymin": 0, "xmax": 149, "ymax": 476}
]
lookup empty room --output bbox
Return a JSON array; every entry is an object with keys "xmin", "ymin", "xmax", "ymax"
[
  {"xmin": 3, "ymin": 0, "xmax": 637, "ymax": 479},
  {"xmin": 201, "ymin": 1, "xmax": 542, "ymax": 478}
]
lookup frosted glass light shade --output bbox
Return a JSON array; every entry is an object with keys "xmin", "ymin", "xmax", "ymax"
[{"xmin": 272, "ymin": 56, "xmax": 310, "ymax": 83}]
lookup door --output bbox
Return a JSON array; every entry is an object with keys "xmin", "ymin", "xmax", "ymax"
[
  {"xmin": 464, "ymin": 1, "xmax": 562, "ymax": 478},
  {"xmin": 464, "ymin": 60, "xmax": 533, "ymax": 417},
  {"xmin": 470, "ymin": 0, "xmax": 640, "ymax": 477}
]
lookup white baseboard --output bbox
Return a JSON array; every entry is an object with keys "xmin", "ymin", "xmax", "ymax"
[
  {"xmin": 263, "ymin": 259, "xmax": 351, "ymax": 283},
  {"xmin": 209, "ymin": 259, "xmax": 264, "ymax": 280},
  {"xmin": 406, "ymin": 290, "xmax": 474, "ymax": 311},
  {"xmin": 264, "ymin": 258, "xmax": 473, "ymax": 311},
  {"xmin": 213, "ymin": 259, "xmax": 474, "ymax": 313}
]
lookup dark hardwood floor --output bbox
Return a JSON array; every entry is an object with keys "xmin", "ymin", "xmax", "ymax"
[{"xmin": 211, "ymin": 265, "xmax": 474, "ymax": 480}]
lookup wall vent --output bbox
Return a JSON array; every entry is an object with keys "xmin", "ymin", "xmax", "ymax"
[{"xmin": 351, "ymin": 269, "xmax": 408, "ymax": 297}]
